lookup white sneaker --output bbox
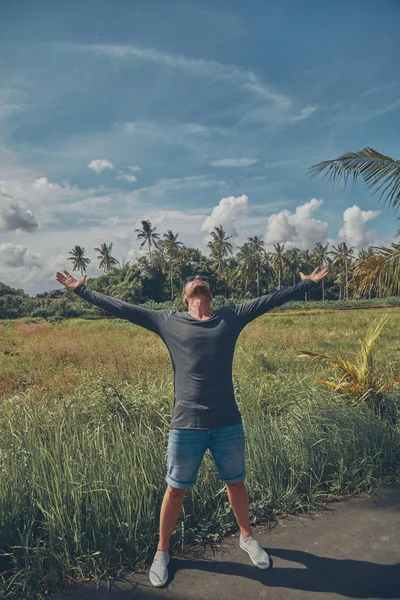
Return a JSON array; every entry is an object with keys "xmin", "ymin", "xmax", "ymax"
[
  {"xmin": 149, "ymin": 550, "xmax": 170, "ymax": 586},
  {"xmin": 239, "ymin": 534, "xmax": 271, "ymax": 569}
]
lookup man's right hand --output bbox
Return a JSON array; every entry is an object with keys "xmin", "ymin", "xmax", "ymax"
[{"xmin": 55, "ymin": 270, "xmax": 87, "ymax": 291}]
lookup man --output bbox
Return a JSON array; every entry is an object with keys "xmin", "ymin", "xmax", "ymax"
[{"xmin": 55, "ymin": 266, "xmax": 328, "ymax": 587}]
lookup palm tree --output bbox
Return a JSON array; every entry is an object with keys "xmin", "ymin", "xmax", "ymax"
[
  {"xmin": 271, "ymin": 243, "xmax": 287, "ymax": 288},
  {"xmin": 352, "ymin": 242, "xmax": 400, "ymax": 298},
  {"xmin": 248, "ymin": 236, "xmax": 265, "ymax": 296},
  {"xmin": 163, "ymin": 230, "xmax": 184, "ymax": 300},
  {"xmin": 285, "ymin": 247, "xmax": 302, "ymax": 286},
  {"xmin": 67, "ymin": 246, "xmax": 91, "ymax": 276},
  {"xmin": 298, "ymin": 313, "xmax": 397, "ymax": 411},
  {"xmin": 300, "ymin": 249, "xmax": 314, "ymax": 301},
  {"xmin": 135, "ymin": 220, "xmax": 160, "ymax": 258},
  {"xmin": 313, "ymin": 242, "xmax": 330, "ymax": 301},
  {"xmin": 357, "ymin": 246, "xmax": 375, "ymax": 261},
  {"xmin": 220, "ymin": 257, "xmax": 239, "ymax": 297},
  {"xmin": 334, "ymin": 271, "xmax": 345, "ymax": 301},
  {"xmin": 355, "ymin": 247, "xmax": 376, "ymax": 297},
  {"xmin": 329, "ymin": 242, "xmax": 355, "ymax": 300},
  {"xmin": 236, "ymin": 242, "xmax": 254, "ymax": 295},
  {"xmin": 207, "ymin": 225, "xmax": 233, "ymax": 276},
  {"xmin": 94, "ymin": 242, "xmax": 120, "ymax": 273},
  {"xmin": 310, "ymin": 148, "xmax": 400, "ymax": 296},
  {"xmin": 260, "ymin": 252, "xmax": 275, "ymax": 294},
  {"xmin": 309, "ymin": 147, "xmax": 400, "ymax": 213}
]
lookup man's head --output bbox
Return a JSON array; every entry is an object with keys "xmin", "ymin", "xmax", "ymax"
[{"xmin": 182, "ymin": 274, "xmax": 212, "ymax": 305}]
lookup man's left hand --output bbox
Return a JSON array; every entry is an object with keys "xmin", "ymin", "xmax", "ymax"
[{"xmin": 299, "ymin": 267, "xmax": 328, "ymax": 283}]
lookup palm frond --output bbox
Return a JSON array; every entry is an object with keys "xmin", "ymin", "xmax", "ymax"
[
  {"xmin": 357, "ymin": 313, "xmax": 389, "ymax": 381},
  {"xmin": 395, "ymin": 216, "xmax": 400, "ymax": 239},
  {"xmin": 309, "ymin": 147, "xmax": 400, "ymax": 211},
  {"xmin": 351, "ymin": 242, "xmax": 400, "ymax": 297},
  {"xmin": 298, "ymin": 313, "xmax": 392, "ymax": 406}
]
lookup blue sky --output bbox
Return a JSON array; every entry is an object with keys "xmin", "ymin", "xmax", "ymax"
[{"xmin": 1, "ymin": 0, "xmax": 399, "ymax": 294}]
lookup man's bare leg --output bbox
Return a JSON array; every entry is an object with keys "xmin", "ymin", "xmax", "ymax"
[
  {"xmin": 226, "ymin": 481, "xmax": 271, "ymax": 568},
  {"xmin": 157, "ymin": 485, "xmax": 188, "ymax": 551},
  {"xmin": 225, "ymin": 481, "xmax": 253, "ymax": 538}
]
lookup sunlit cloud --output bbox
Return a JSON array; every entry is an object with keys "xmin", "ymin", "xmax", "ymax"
[{"xmin": 88, "ymin": 159, "xmax": 114, "ymax": 173}]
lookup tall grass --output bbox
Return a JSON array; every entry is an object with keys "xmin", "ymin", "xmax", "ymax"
[{"xmin": 0, "ymin": 310, "xmax": 399, "ymax": 598}]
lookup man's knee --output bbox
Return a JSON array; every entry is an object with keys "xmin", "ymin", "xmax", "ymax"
[
  {"xmin": 225, "ymin": 480, "xmax": 246, "ymax": 489},
  {"xmin": 166, "ymin": 484, "xmax": 188, "ymax": 497}
]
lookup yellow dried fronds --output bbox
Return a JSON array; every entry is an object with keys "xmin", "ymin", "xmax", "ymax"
[{"xmin": 299, "ymin": 313, "xmax": 397, "ymax": 405}]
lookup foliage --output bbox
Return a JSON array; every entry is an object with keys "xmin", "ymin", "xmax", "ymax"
[
  {"xmin": 351, "ymin": 242, "xmax": 400, "ymax": 298},
  {"xmin": 94, "ymin": 242, "xmax": 120, "ymax": 272},
  {"xmin": 1, "ymin": 222, "xmax": 399, "ymax": 320},
  {"xmin": 135, "ymin": 219, "xmax": 160, "ymax": 257},
  {"xmin": 67, "ymin": 245, "xmax": 91, "ymax": 275},
  {"xmin": 309, "ymin": 147, "xmax": 400, "ymax": 212},
  {"xmin": 309, "ymin": 147, "xmax": 400, "ymax": 295},
  {"xmin": 0, "ymin": 310, "xmax": 399, "ymax": 597},
  {"xmin": 207, "ymin": 225, "xmax": 233, "ymax": 275},
  {"xmin": 298, "ymin": 313, "xmax": 399, "ymax": 414}
]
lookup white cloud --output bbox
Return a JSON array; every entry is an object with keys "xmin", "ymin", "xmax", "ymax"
[
  {"xmin": 32, "ymin": 177, "xmax": 70, "ymax": 192},
  {"xmin": 288, "ymin": 105, "xmax": 318, "ymax": 123},
  {"xmin": 0, "ymin": 189, "xmax": 39, "ymax": 232},
  {"xmin": 210, "ymin": 158, "xmax": 258, "ymax": 168},
  {"xmin": 360, "ymin": 81, "xmax": 399, "ymax": 98},
  {"xmin": 0, "ymin": 89, "xmax": 25, "ymax": 119},
  {"xmin": 78, "ymin": 44, "xmax": 290, "ymax": 110},
  {"xmin": 87, "ymin": 159, "xmax": 114, "ymax": 173},
  {"xmin": 337, "ymin": 205, "xmax": 381, "ymax": 248},
  {"xmin": 126, "ymin": 247, "xmax": 148, "ymax": 265},
  {"xmin": 130, "ymin": 175, "xmax": 223, "ymax": 201},
  {"xmin": 242, "ymin": 80, "xmax": 291, "ymax": 110},
  {"xmin": 116, "ymin": 173, "xmax": 137, "ymax": 183},
  {"xmin": 201, "ymin": 194, "xmax": 249, "ymax": 242},
  {"xmin": 120, "ymin": 120, "xmax": 223, "ymax": 141},
  {"xmin": 140, "ymin": 209, "xmax": 205, "ymax": 226},
  {"xmin": 326, "ymin": 99, "xmax": 400, "ymax": 126},
  {"xmin": 129, "ymin": 165, "xmax": 143, "ymax": 172},
  {"xmin": 355, "ymin": 99, "xmax": 400, "ymax": 123},
  {"xmin": 0, "ymin": 243, "xmax": 42, "ymax": 268},
  {"xmin": 264, "ymin": 199, "xmax": 328, "ymax": 250},
  {"xmin": 264, "ymin": 159, "xmax": 300, "ymax": 169},
  {"xmin": 132, "ymin": 209, "xmax": 206, "ymax": 249}
]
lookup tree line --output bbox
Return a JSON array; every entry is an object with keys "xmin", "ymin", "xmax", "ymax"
[{"xmin": 62, "ymin": 220, "xmax": 398, "ymax": 303}]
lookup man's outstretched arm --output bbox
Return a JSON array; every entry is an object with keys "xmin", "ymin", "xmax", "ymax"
[
  {"xmin": 55, "ymin": 271, "xmax": 170, "ymax": 334},
  {"xmin": 232, "ymin": 267, "xmax": 328, "ymax": 325}
]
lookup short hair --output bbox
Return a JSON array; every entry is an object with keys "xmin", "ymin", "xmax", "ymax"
[{"xmin": 182, "ymin": 279, "xmax": 211, "ymax": 296}]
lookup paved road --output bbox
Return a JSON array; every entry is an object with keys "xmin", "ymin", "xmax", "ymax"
[{"xmin": 58, "ymin": 480, "xmax": 400, "ymax": 600}]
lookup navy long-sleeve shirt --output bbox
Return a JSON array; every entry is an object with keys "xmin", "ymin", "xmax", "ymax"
[{"xmin": 73, "ymin": 279, "xmax": 316, "ymax": 429}]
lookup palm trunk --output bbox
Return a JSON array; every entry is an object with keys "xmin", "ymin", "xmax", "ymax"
[
  {"xmin": 322, "ymin": 278, "xmax": 325, "ymax": 301},
  {"xmin": 256, "ymin": 266, "xmax": 260, "ymax": 296},
  {"xmin": 170, "ymin": 265, "xmax": 174, "ymax": 300},
  {"xmin": 345, "ymin": 260, "xmax": 348, "ymax": 300},
  {"xmin": 278, "ymin": 268, "xmax": 281, "ymax": 289}
]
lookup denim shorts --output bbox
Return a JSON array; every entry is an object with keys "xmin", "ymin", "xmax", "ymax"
[{"xmin": 165, "ymin": 420, "xmax": 246, "ymax": 489}]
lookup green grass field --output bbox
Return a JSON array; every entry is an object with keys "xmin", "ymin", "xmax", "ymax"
[{"xmin": 0, "ymin": 309, "xmax": 399, "ymax": 598}]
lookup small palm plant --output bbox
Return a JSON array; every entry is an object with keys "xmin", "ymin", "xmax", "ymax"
[{"xmin": 298, "ymin": 313, "xmax": 398, "ymax": 414}]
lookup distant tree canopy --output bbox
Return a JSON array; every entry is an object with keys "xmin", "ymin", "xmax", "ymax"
[{"xmin": 1, "ymin": 223, "xmax": 398, "ymax": 320}]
